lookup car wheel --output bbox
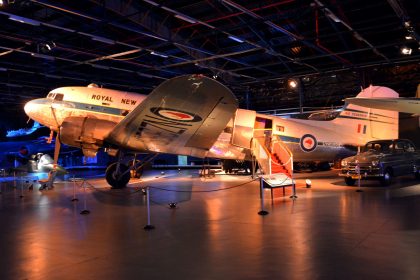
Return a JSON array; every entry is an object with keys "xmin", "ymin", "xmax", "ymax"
[
  {"xmin": 344, "ymin": 177, "xmax": 355, "ymax": 186},
  {"xmin": 380, "ymin": 170, "xmax": 392, "ymax": 186}
]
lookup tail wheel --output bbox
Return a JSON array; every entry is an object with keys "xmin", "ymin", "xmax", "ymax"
[
  {"xmin": 106, "ymin": 163, "xmax": 130, "ymax": 188},
  {"xmin": 380, "ymin": 170, "xmax": 392, "ymax": 186},
  {"xmin": 344, "ymin": 177, "xmax": 356, "ymax": 186}
]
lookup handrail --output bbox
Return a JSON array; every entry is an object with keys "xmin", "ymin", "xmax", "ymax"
[
  {"xmin": 250, "ymin": 137, "xmax": 271, "ymax": 175},
  {"xmin": 271, "ymin": 137, "xmax": 293, "ymax": 177}
]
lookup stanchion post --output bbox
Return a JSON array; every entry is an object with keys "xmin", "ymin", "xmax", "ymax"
[
  {"xmin": 80, "ymin": 180, "xmax": 90, "ymax": 215},
  {"xmin": 258, "ymin": 177, "xmax": 269, "ymax": 215},
  {"xmin": 290, "ymin": 181, "xmax": 298, "ymax": 199},
  {"xmin": 71, "ymin": 175, "xmax": 79, "ymax": 202},
  {"xmin": 144, "ymin": 186, "xmax": 155, "ymax": 230},
  {"xmin": 356, "ymin": 164, "xmax": 363, "ymax": 192},
  {"xmin": 20, "ymin": 179, "xmax": 24, "ymax": 198}
]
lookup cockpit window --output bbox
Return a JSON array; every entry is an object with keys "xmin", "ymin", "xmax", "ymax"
[
  {"xmin": 54, "ymin": 93, "xmax": 64, "ymax": 101},
  {"xmin": 47, "ymin": 93, "xmax": 54, "ymax": 99}
]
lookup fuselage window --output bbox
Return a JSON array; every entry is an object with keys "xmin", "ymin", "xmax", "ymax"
[
  {"xmin": 54, "ymin": 93, "xmax": 64, "ymax": 101},
  {"xmin": 276, "ymin": 125, "xmax": 284, "ymax": 132}
]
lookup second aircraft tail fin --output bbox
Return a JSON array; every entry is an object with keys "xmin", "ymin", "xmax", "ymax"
[{"xmin": 332, "ymin": 85, "xmax": 399, "ymax": 145}]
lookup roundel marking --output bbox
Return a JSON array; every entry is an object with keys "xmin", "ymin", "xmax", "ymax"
[
  {"xmin": 300, "ymin": 134, "xmax": 317, "ymax": 152},
  {"xmin": 151, "ymin": 107, "xmax": 202, "ymax": 122},
  {"xmin": 160, "ymin": 110, "xmax": 194, "ymax": 121}
]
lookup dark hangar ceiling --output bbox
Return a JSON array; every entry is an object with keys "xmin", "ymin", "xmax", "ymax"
[{"xmin": 0, "ymin": 0, "xmax": 419, "ymax": 118}]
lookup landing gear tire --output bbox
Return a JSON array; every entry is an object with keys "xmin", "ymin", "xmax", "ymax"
[
  {"xmin": 106, "ymin": 163, "xmax": 130, "ymax": 189},
  {"xmin": 344, "ymin": 177, "xmax": 356, "ymax": 186},
  {"xmin": 380, "ymin": 170, "xmax": 392, "ymax": 186}
]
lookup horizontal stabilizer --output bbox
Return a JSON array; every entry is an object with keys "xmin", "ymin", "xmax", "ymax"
[{"xmin": 345, "ymin": 97, "xmax": 420, "ymax": 114}]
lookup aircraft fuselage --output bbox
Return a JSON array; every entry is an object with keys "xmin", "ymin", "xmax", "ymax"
[{"xmin": 24, "ymin": 84, "xmax": 398, "ymax": 163}]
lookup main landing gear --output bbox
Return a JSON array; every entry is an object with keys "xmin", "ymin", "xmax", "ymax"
[
  {"xmin": 105, "ymin": 162, "xmax": 131, "ymax": 189},
  {"xmin": 105, "ymin": 152, "xmax": 157, "ymax": 188}
]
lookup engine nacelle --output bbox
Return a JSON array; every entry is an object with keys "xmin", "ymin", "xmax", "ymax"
[{"xmin": 60, "ymin": 117, "xmax": 117, "ymax": 157}]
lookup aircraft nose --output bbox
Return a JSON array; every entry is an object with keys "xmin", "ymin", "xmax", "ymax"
[{"xmin": 24, "ymin": 99, "xmax": 36, "ymax": 118}]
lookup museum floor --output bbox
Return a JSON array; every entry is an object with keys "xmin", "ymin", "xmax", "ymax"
[{"xmin": 0, "ymin": 169, "xmax": 419, "ymax": 280}]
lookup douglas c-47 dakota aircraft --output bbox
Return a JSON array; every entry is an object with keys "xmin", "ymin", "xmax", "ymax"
[{"xmin": 24, "ymin": 75, "xmax": 399, "ymax": 188}]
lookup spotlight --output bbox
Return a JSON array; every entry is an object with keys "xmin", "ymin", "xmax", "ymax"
[
  {"xmin": 305, "ymin": 179, "xmax": 312, "ymax": 188},
  {"xmin": 38, "ymin": 42, "xmax": 56, "ymax": 53},
  {"xmin": 0, "ymin": 0, "xmax": 4, "ymax": 7},
  {"xmin": 401, "ymin": 47, "xmax": 412, "ymax": 55},
  {"xmin": 288, "ymin": 79, "xmax": 298, "ymax": 89}
]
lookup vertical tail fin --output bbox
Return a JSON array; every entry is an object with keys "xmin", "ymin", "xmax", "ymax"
[{"xmin": 332, "ymin": 85, "xmax": 399, "ymax": 145}]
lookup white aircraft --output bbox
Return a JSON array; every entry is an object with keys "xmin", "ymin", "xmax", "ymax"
[{"xmin": 24, "ymin": 75, "xmax": 399, "ymax": 188}]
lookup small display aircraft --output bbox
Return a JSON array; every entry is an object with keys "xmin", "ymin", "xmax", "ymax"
[{"xmin": 24, "ymin": 75, "xmax": 399, "ymax": 188}]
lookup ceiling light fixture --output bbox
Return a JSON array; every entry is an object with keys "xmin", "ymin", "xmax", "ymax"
[
  {"xmin": 325, "ymin": 9, "xmax": 341, "ymax": 23},
  {"xmin": 31, "ymin": 53, "xmax": 54, "ymax": 61},
  {"xmin": 174, "ymin": 14, "xmax": 196, "ymax": 24},
  {"xmin": 143, "ymin": 0, "xmax": 158, "ymax": 6},
  {"xmin": 8, "ymin": 15, "xmax": 40, "ymax": 26},
  {"xmin": 288, "ymin": 79, "xmax": 298, "ymax": 89},
  {"xmin": 150, "ymin": 51, "xmax": 168, "ymax": 58},
  {"xmin": 228, "ymin": 35, "xmax": 244, "ymax": 43},
  {"xmin": 401, "ymin": 47, "xmax": 412, "ymax": 55},
  {"xmin": 90, "ymin": 64, "xmax": 110, "ymax": 70},
  {"xmin": 91, "ymin": 35, "xmax": 115, "ymax": 45}
]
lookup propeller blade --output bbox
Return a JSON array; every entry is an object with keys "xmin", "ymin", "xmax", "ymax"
[{"xmin": 53, "ymin": 133, "xmax": 61, "ymax": 169}]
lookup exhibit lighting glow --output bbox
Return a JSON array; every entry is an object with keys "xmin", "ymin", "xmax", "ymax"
[
  {"xmin": 150, "ymin": 51, "xmax": 168, "ymax": 58},
  {"xmin": 405, "ymin": 34, "xmax": 413, "ymax": 40},
  {"xmin": 174, "ymin": 14, "xmax": 196, "ymax": 24},
  {"xmin": 9, "ymin": 15, "xmax": 40, "ymax": 26},
  {"xmin": 401, "ymin": 47, "xmax": 412, "ymax": 55},
  {"xmin": 0, "ymin": 0, "xmax": 4, "ymax": 7},
  {"xmin": 0, "ymin": 67, "xmax": 7, "ymax": 71},
  {"xmin": 228, "ymin": 35, "xmax": 244, "ymax": 43}
]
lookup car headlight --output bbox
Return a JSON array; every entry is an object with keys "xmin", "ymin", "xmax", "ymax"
[
  {"xmin": 341, "ymin": 160, "xmax": 347, "ymax": 167},
  {"xmin": 371, "ymin": 160, "xmax": 379, "ymax": 166}
]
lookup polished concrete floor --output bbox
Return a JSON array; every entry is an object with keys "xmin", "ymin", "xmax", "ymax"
[{"xmin": 0, "ymin": 169, "xmax": 419, "ymax": 280}]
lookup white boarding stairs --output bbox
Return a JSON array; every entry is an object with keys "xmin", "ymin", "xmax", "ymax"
[{"xmin": 251, "ymin": 136, "xmax": 294, "ymax": 188}]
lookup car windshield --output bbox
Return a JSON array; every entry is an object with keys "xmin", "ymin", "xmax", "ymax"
[{"xmin": 364, "ymin": 141, "xmax": 392, "ymax": 153}]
